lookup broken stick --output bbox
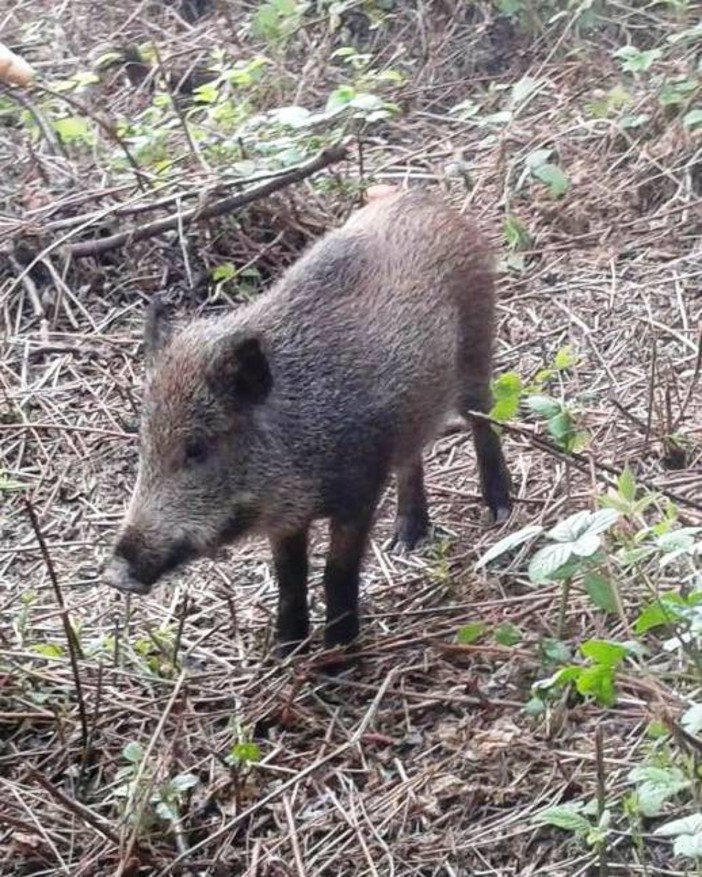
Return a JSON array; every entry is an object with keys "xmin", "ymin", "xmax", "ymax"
[{"xmin": 65, "ymin": 143, "xmax": 350, "ymax": 259}]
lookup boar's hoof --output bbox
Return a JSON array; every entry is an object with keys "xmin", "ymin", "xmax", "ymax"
[
  {"xmin": 103, "ymin": 557, "xmax": 152, "ymax": 595},
  {"xmin": 389, "ymin": 513, "xmax": 431, "ymax": 553},
  {"xmin": 490, "ymin": 504, "xmax": 512, "ymax": 525}
]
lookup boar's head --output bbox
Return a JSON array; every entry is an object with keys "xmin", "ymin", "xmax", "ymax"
[{"xmin": 104, "ymin": 298, "xmax": 273, "ymax": 595}]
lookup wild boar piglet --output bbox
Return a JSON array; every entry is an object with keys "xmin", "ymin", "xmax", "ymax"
[{"xmin": 104, "ymin": 189, "xmax": 511, "ymax": 654}]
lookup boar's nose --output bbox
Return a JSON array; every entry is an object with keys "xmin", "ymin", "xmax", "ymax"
[
  {"xmin": 104, "ymin": 526, "xmax": 197, "ymax": 594},
  {"xmin": 104, "ymin": 526, "xmax": 159, "ymax": 595},
  {"xmin": 103, "ymin": 554, "xmax": 153, "ymax": 595}
]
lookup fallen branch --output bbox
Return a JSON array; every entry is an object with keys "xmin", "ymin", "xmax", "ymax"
[
  {"xmin": 470, "ymin": 411, "xmax": 702, "ymax": 516},
  {"xmin": 66, "ymin": 143, "xmax": 350, "ymax": 259}
]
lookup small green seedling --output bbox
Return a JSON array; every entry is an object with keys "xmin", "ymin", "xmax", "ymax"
[{"xmin": 534, "ymin": 800, "xmax": 610, "ymax": 852}]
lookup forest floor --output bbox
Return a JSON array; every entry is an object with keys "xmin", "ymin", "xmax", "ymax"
[{"xmin": 1, "ymin": 1, "xmax": 701, "ymax": 875}]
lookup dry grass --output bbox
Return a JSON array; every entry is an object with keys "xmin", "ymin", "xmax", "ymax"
[{"xmin": 1, "ymin": 1, "xmax": 701, "ymax": 875}]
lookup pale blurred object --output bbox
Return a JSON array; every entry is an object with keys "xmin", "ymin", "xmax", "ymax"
[
  {"xmin": 365, "ymin": 184, "xmax": 401, "ymax": 203},
  {"xmin": 0, "ymin": 42, "xmax": 34, "ymax": 87}
]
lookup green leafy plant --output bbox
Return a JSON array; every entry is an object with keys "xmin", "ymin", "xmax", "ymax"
[
  {"xmin": 129, "ymin": 624, "xmax": 177, "ymax": 676},
  {"xmin": 528, "ymin": 344, "xmax": 578, "ymax": 389},
  {"xmin": 495, "ymin": 0, "xmax": 604, "ymax": 37},
  {"xmin": 211, "ymin": 264, "xmax": 262, "ymax": 301},
  {"xmin": 495, "ymin": 622, "xmax": 523, "ymax": 646},
  {"xmin": 655, "ymin": 813, "xmax": 702, "ymax": 858},
  {"xmin": 519, "ymin": 148, "xmax": 570, "ymax": 198},
  {"xmin": 535, "ymin": 639, "xmax": 630, "ymax": 706},
  {"xmin": 526, "ymin": 394, "xmax": 588, "ymax": 452},
  {"xmin": 477, "ymin": 503, "xmax": 622, "ymax": 640},
  {"xmin": 52, "ymin": 115, "xmax": 95, "ymax": 146},
  {"xmin": 490, "ymin": 346, "xmax": 583, "ymax": 441},
  {"xmin": 531, "ymin": 162, "xmax": 569, "ymax": 197},
  {"xmin": 211, "ymin": 262, "xmax": 236, "ymax": 284},
  {"xmin": 502, "ymin": 215, "xmax": 532, "ymax": 272},
  {"xmin": 29, "ymin": 32, "xmax": 400, "ymax": 184},
  {"xmin": 324, "ymin": 84, "xmax": 397, "ymax": 123},
  {"xmin": 490, "ymin": 372, "xmax": 523, "ymax": 422},
  {"xmin": 614, "ymin": 45, "xmax": 664, "ymax": 74},
  {"xmin": 658, "ymin": 76, "xmax": 698, "ymax": 108},
  {"xmin": 457, "ymin": 621, "xmax": 488, "ymax": 644},
  {"xmin": 504, "ymin": 215, "xmax": 532, "ymax": 251},
  {"xmin": 423, "ymin": 535, "xmax": 455, "ymax": 584},
  {"xmin": 586, "ymin": 84, "xmax": 633, "ymax": 119},
  {"xmin": 627, "ymin": 763, "xmax": 691, "ymax": 817},
  {"xmin": 226, "ymin": 719, "xmax": 261, "ymax": 772},
  {"xmin": 30, "ymin": 642, "xmax": 65, "ymax": 659},
  {"xmin": 252, "ymin": 0, "xmax": 306, "ymax": 45},
  {"xmin": 229, "ymin": 741, "xmax": 261, "ymax": 765},
  {"xmin": 113, "ymin": 742, "xmax": 199, "ymax": 830},
  {"xmin": 12, "ymin": 589, "xmax": 37, "ymax": 647},
  {"xmin": 0, "ymin": 470, "xmax": 25, "ymax": 491},
  {"xmin": 152, "ymin": 772, "xmax": 200, "ymax": 822},
  {"xmin": 478, "ymin": 456, "xmax": 702, "ymax": 715},
  {"xmin": 50, "ymin": 71, "xmax": 101, "ymax": 93},
  {"xmin": 534, "ymin": 800, "xmax": 610, "ymax": 851},
  {"xmin": 525, "ymin": 509, "xmax": 620, "ymax": 585},
  {"xmin": 456, "ymin": 620, "xmax": 523, "ymax": 646}
]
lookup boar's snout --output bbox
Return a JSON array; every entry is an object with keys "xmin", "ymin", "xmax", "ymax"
[
  {"xmin": 103, "ymin": 554, "xmax": 152, "ymax": 595},
  {"xmin": 104, "ymin": 525, "xmax": 196, "ymax": 595}
]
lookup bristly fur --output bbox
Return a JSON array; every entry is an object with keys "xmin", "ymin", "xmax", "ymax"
[{"xmin": 104, "ymin": 189, "xmax": 511, "ymax": 654}]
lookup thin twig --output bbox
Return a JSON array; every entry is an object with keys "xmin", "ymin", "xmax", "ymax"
[
  {"xmin": 23, "ymin": 497, "xmax": 89, "ymax": 751},
  {"xmin": 595, "ymin": 724, "xmax": 608, "ymax": 877},
  {"xmin": 118, "ymin": 671, "xmax": 189, "ymax": 875},
  {"xmin": 470, "ymin": 412, "xmax": 702, "ymax": 515},
  {"xmin": 33, "ymin": 84, "xmax": 149, "ymax": 190},
  {"xmin": 643, "ymin": 333, "xmax": 658, "ymax": 452},
  {"xmin": 66, "ymin": 143, "xmax": 350, "ymax": 258},
  {"xmin": 672, "ymin": 324, "xmax": 702, "ymax": 431},
  {"xmin": 283, "ymin": 794, "xmax": 307, "ymax": 877},
  {"xmin": 27, "ymin": 767, "xmax": 122, "ymax": 847},
  {"xmin": 157, "ymin": 668, "xmax": 398, "ymax": 875}
]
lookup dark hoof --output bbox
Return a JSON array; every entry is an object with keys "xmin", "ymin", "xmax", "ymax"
[
  {"xmin": 484, "ymin": 471, "xmax": 512, "ymax": 525},
  {"xmin": 324, "ymin": 617, "xmax": 359, "ymax": 652},
  {"xmin": 490, "ymin": 503, "xmax": 512, "ymax": 524},
  {"xmin": 389, "ymin": 512, "xmax": 431, "ymax": 553}
]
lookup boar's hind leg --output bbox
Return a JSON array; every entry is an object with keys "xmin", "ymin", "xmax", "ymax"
[
  {"xmin": 323, "ymin": 507, "xmax": 377, "ymax": 649},
  {"xmin": 391, "ymin": 457, "xmax": 430, "ymax": 551},
  {"xmin": 271, "ymin": 529, "xmax": 310, "ymax": 657},
  {"xmin": 460, "ymin": 356, "xmax": 512, "ymax": 522},
  {"xmin": 458, "ymin": 316, "xmax": 511, "ymax": 521},
  {"xmin": 472, "ymin": 414, "xmax": 511, "ymax": 522},
  {"xmin": 461, "ymin": 383, "xmax": 512, "ymax": 523}
]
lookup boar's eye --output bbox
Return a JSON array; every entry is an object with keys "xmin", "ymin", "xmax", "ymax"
[{"xmin": 184, "ymin": 437, "xmax": 209, "ymax": 468}]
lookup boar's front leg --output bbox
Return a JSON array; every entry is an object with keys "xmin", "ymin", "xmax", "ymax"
[
  {"xmin": 323, "ymin": 507, "xmax": 377, "ymax": 649},
  {"xmin": 391, "ymin": 456, "xmax": 430, "ymax": 551},
  {"xmin": 271, "ymin": 529, "xmax": 310, "ymax": 657}
]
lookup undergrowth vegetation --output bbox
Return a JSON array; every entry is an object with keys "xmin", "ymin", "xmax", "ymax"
[{"xmin": 1, "ymin": 0, "xmax": 701, "ymax": 874}]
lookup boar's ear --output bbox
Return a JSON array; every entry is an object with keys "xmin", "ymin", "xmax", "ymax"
[
  {"xmin": 144, "ymin": 294, "xmax": 173, "ymax": 368},
  {"xmin": 208, "ymin": 333, "xmax": 272, "ymax": 407}
]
